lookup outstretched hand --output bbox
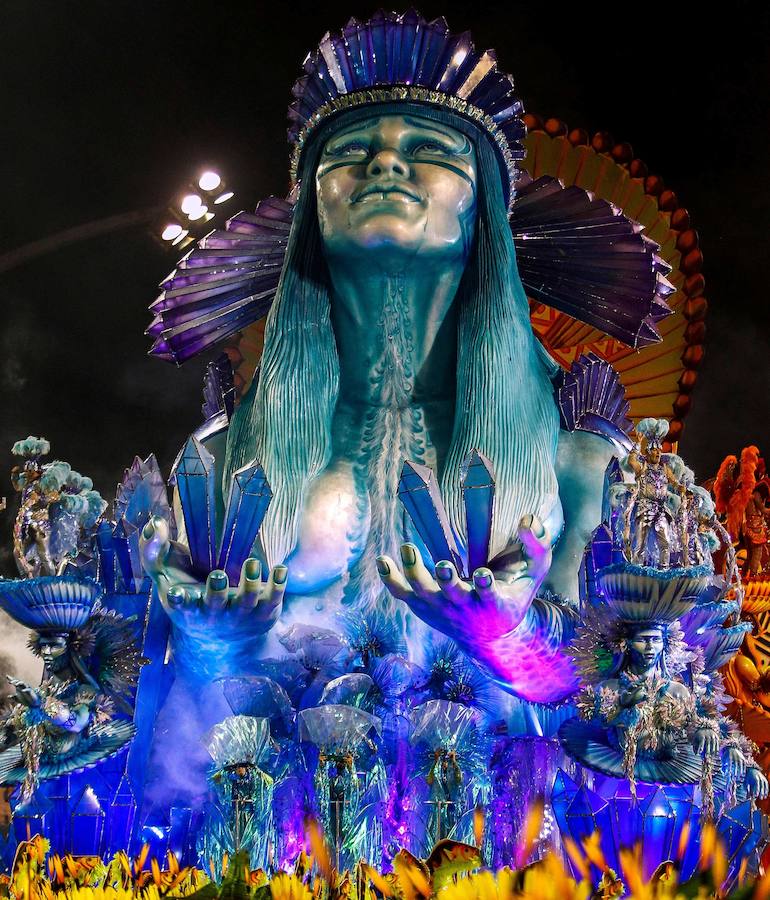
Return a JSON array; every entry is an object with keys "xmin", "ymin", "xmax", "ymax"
[
  {"xmin": 139, "ymin": 516, "xmax": 287, "ymax": 640},
  {"xmin": 376, "ymin": 514, "xmax": 552, "ymax": 648}
]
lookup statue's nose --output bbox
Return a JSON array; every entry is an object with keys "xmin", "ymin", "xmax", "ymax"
[{"xmin": 366, "ymin": 148, "xmax": 410, "ymax": 179}]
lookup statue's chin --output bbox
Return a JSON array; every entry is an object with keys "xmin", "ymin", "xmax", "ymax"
[{"xmin": 325, "ymin": 222, "xmax": 464, "ymax": 268}]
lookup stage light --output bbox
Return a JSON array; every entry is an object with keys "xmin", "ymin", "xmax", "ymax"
[
  {"xmin": 161, "ymin": 224, "xmax": 184, "ymax": 242},
  {"xmin": 198, "ymin": 171, "xmax": 222, "ymax": 191},
  {"xmin": 214, "ymin": 191, "xmax": 235, "ymax": 204},
  {"xmin": 181, "ymin": 194, "xmax": 203, "ymax": 215},
  {"xmin": 171, "ymin": 228, "xmax": 189, "ymax": 246},
  {"xmin": 187, "ymin": 205, "xmax": 208, "ymax": 221}
]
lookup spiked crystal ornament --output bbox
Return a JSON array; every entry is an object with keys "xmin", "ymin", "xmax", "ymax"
[
  {"xmin": 398, "ymin": 460, "xmax": 464, "ymax": 574},
  {"xmin": 202, "ymin": 353, "xmax": 236, "ymax": 422},
  {"xmin": 172, "ymin": 436, "xmax": 217, "ymax": 572},
  {"xmin": 460, "ymin": 450, "xmax": 495, "ymax": 573},
  {"xmin": 217, "ymin": 461, "xmax": 272, "ymax": 582},
  {"xmin": 556, "ymin": 353, "xmax": 633, "ymax": 444},
  {"xmin": 149, "ymin": 197, "xmax": 292, "ymax": 363}
]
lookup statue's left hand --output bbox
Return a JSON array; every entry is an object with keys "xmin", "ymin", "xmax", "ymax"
[
  {"xmin": 692, "ymin": 727, "xmax": 720, "ymax": 757},
  {"xmin": 139, "ymin": 516, "xmax": 287, "ymax": 644},
  {"xmin": 723, "ymin": 746, "xmax": 748, "ymax": 779},
  {"xmin": 744, "ymin": 766, "xmax": 770, "ymax": 800},
  {"xmin": 376, "ymin": 514, "xmax": 551, "ymax": 646},
  {"xmin": 376, "ymin": 514, "xmax": 579, "ymax": 703}
]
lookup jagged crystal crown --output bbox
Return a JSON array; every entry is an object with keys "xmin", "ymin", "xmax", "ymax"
[{"xmin": 288, "ymin": 9, "xmax": 526, "ymax": 203}]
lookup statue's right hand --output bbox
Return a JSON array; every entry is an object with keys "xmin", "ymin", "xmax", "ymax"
[{"xmin": 139, "ymin": 517, "xmax": 286, "ymax": 640}]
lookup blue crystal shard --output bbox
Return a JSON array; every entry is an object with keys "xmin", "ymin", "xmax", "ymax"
[
  {"xmin": 168, "ymin": 806, "xmax": 193, "ymax": 860},
  {"xmin": 112, "ymin": 519, "xmax": 136, "ymax": 592},
  {"xmin": 96, "ymin": 521, "xmax": 116, "ymax": 592},
  {"xmin": 71, "ymin": 785, "xmax": 105, "ymax": 856},
  {"xmin": 13, "ymin": 792, "xmax": 53, "ymax": 843},
  {"xmin": 461, "ymin": 449, "xmax": 495, "ymax": 573},
  {"xmin": 398, "ymin": 460, "xmax": 463, "ymax": 573},
  {"xmin": 580, "ymin": 523, "xmax": 614, "ymax": 606},
  {"xmin": 602, "ymin": 456, "xmax": 624, "ymax": 526},
  {"xmin": 217, "ymin": 460, "xmax": 272, "ymax": 582},
  {"xmin": 105, "ymin": 774, "xmax": 137, "ymax": 855},
  {"xmin": 639, "ymin": 786, "xmax": 675, "ymax": 871},
  {"xmin": 173, "ymin": 436, "xmax": 217, "ymax": 572}
]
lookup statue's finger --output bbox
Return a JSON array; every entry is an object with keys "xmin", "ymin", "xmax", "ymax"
[
  {"xmin": 205, "ymin": 570, "xmax": 230, "ymax": 610},
  {"xmin": 376, "ymin": 556, "xmax": 413, "ymax": 602},
  {"xmin": 516, "ymin": 515, "xmax": 551, "ymax": 582},
  {"xmin": 166, "ymin": 585, "xmax": 187, "ymax": 609},
  {"xmin": 434, "ymin": 560, "xmax": 471, "ymax": 604},
  {"xmin": 472, "ymin": 567, "xmax": 499, "ymax": 602},
  {"xmin": 257, "ymin": 565, "xmax": 287, "ymax": 619},
  {"xmin": 236, "ymin": 557, "xmax": 262, "ymax": 611},
  {"xmin": 400, "ymin": 543, "xmax": 441, "ymax": 600},
  {"xmin": 139, "ymin": 517, "xmax": 171, "ymax": 574}
]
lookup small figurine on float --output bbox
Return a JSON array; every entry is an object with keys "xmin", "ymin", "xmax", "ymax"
[
  {"xmin": 0, "ymin": 439, "xmax": 141, "ymax": 798},
  {"xmin": 561, "ymin": 580, "xmax": 767, "ymax": 815},
  {"xmin": 0, "ymin": 580, "xmax": 141, "ymax": 798},
  {"xmin": 614, "ymin": 418, "xmax": 686, "ymax": 568},
  {"xmin": 10, "ymin": 437, "xmax": 106, "ymax": 578}
]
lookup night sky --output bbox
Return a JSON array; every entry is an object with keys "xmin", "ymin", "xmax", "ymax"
[{"xmin": 1, "ymin": 1, "xmax": 769, "ymax": 582}]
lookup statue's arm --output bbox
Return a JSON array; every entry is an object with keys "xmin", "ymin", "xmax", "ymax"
[{"xmin": 546, "ymin": 429, "xmax": 618, "ymax": 601}]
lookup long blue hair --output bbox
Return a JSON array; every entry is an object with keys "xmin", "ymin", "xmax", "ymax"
[{"xmin": 224, "ymin": 106, "xmax": 560, "ymax": 567}]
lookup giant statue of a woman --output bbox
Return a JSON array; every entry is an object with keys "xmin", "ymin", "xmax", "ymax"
[{"xmin": 141, "ymin": 12, "xmax": 672, "ymax": 796}]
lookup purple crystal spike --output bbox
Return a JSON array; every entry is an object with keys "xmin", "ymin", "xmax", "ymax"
[
  {"xmin": 511, "ymin": 177, "xmax": 672, "ymax": 348},
  {"xmin": 111, "ymin": 519, "xmax": 136, "ymax": 591},
  {"xmin": 398, "ymin": 460, "xmax": 463, "ymax": 573},
  {"xmin": 202, "ymin": 353, "xmax": 235, "ymax": 422},
  {"xmin": 369, "ymin": 10, "xmax": 389, "ymax": 83},
  {"xmin": 413, "ymin": 17, "xmax": 450, "ymax": 85},
  {"xmin": 556, "ymin": 353, "xmax": 632, "ymax": 447},
  {"xmin": 460, "ymin": 449, "xmax": 495, "ymax": 574},
  {"xmin": 217, "ymin": 460, "xmax": 272, "ymax": 583},
  {"xmin": 148, "ymin": 196, "xmax": 293, "ymax": 363},
  {"xmin": 172, "ymin": 436, "xmax": 217, "ymax": 573},
  {"xmin": 433, "ymin": 30, "xmax": 473, "ymax": 92},
  {"xmin": 395, "ymin": 9, "xmax": 423, "ymax": 84}
]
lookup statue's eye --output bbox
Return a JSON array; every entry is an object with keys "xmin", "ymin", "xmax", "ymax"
[
  {"xmin": 412, "ymin": 140, "xmax": 452, "ymax": 156},
  {"xmin": 329, "ymin": 141, "xmax": 369, "ymax": 158}
]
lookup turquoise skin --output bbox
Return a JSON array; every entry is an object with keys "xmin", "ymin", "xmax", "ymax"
[{"xmin": 139, "ymin": 112, "xmax": 615, "ymax": 706}]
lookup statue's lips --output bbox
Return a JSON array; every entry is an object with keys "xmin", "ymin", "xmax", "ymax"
[{"xmin": 352, "ymin": 184, "xmax": 422, "ymax": 203}]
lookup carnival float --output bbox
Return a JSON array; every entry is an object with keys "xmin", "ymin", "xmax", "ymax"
[{"xmin": 0, "ymin": 10, "xmax": 767, "ymax": 895}]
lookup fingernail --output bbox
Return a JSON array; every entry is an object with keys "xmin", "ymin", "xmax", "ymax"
[
  {"xmin": 401, "ymin": 544, "xmax": 417, "ymax": 566},
  {"xmin": 376, "ymin": 557, "xmax": 390, "ymax": 577},
  {"xmin": 273, "ymin": 565, "xmax": 288, "ymax": 585},
  {"xmin": 244, "ymin": 558, "xmax": 261, "ymax": 580},
  {"xmin": 167, "ymin": 586, "xmax": 185, "ymax": 606},
  {"xmin": 473, "ymin": 568, "xmax": 492, "ymax": 588},
  {"xmin": 209, "ymin": 571, "xmax": 228, "ymax": 590},
  {"xmin": 435, "ymin": 562, "xmax": 453, "ymax": 582}
]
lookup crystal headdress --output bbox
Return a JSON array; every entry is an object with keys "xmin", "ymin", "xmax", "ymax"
[{"xmin": 148, "ymin": 10, "xmax": 674, "ymax": 364}]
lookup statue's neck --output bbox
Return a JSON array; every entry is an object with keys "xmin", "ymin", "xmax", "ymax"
[{"xmin": 327, "ymin": 255, "xmax": 463, "ymax": 410}]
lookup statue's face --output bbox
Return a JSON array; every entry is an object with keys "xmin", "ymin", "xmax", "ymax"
[
  {"xmin": 316, "ymin": 114, "xmax": 477, "ymax": 265},
  {"xmin": 39, "ymin": 634, "xmax": 68, "ymax": 663},
  {"xmin": 627, "ymin": 626, "xmax": 665, "ymax": 673}
]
